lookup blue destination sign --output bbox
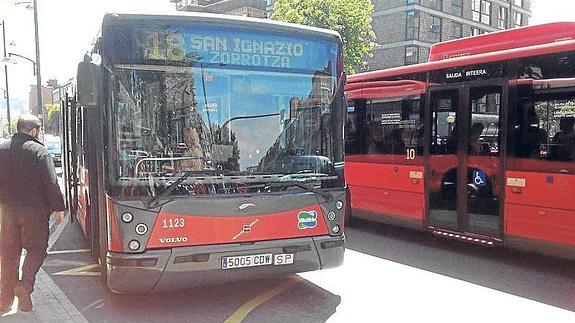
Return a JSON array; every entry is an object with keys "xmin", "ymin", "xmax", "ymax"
[{"xmin": 136, "ymin": 25, "xmax": 338, "ymax": 71}]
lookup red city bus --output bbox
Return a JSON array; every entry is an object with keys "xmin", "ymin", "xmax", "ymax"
[
  {"xmin": 345, "ymin": 22, "xmax": 575, "ymax": 259},
  {"xmin": 61, "ymin": 12, "xmax": 347, "ymax": 293}
]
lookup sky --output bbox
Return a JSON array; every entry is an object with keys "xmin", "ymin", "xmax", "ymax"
[
  {"xmin": 0, "ymin": 0, "xmax": 574, "ymax": 117},
  {"xmin": 0, "ymin": 0, "xmax": 175, "ymax": 115}
]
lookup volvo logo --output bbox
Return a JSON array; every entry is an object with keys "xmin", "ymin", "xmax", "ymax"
[
  {"xmin": 232, "ymin": 219, "xmax": 259, "ymax": 240},
  {"xmin": 238, "ymin": 203, "xmax": 256, "ymax": 210},
  {"xmin": 159, "ymin": 237, "xmax": 188, "ymax": 243}
]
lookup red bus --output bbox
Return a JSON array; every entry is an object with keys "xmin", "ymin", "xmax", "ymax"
[
  {"xmin": 61, "ymin": 12, "xmax": 347, "ymax": 293},
  {"xmin": 345, "ymin": 22, "xmax": 575, "ymax": 260}
]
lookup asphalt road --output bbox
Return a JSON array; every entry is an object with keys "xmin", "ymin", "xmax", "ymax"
[{"xmin": 37, "ymin": 212, "xmax": 575, "ymax": 322}]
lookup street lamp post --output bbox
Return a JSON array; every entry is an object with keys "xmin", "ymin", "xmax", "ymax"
[
  {"xmin": 2, "ymin": 52, "xmax": 40, "ymax": 136},
  {"xmin": 6, "ymin": 53, "xmax": 36, "ymax": 74},
  {"xmin": 1, "ymin": 21, "xmax": 11, "ymax": 136},
  {"xmin": 32, "ymin": 0, "xmax": 44, "ymax": 138},
  {"xmin": 10, "ymin": 0, "xmax": 43, "ymax": 137}
]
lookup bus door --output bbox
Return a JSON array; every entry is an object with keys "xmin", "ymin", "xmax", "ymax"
[{"xmin": 426, "ymin": 82, "xmax": 506, "ymax": 238}]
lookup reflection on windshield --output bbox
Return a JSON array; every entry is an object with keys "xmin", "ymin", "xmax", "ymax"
[{"xmin": 108, "ymin": 64, "xmax": 343, "ymax": 196}]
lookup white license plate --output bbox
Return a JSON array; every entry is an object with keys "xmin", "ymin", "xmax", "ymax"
[
  {"xmin": 273, "ymin": 253, "xmax": 294, "ymax": 266},
  {"xmin": 221, "ymin": 253, "xmax": 273, "ymax": 270}
]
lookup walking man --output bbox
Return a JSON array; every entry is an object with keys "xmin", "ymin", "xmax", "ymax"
[{"xmin": 0, "ymin": 114, "xmax": 65, "ymax": 312}]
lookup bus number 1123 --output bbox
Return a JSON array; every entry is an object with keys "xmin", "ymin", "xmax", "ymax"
[{"xmin": 163, "ymin": 218, "xmax": 185, "ymax": 229}]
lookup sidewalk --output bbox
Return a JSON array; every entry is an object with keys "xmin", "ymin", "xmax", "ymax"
[{"xmin": 0, "ymin": 214, "xmax": 88, "ymax": 322}]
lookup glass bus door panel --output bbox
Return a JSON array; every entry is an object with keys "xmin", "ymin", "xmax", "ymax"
[
  {"xmin": 466, "ymin": 86, "xmax": 503, "ymax": 236},
  {"xmin": 428, "ymin": 89, "xmax": 459, "ymax": 230}
]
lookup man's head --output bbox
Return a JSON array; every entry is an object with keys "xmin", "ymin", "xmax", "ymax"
[
  {"xmin": 471, "ymin": 122, "xmax": 484, "ymax": 138},
  {"xmin": 17, "ymin": 113, "xmax": 42, "ymax": 139}
]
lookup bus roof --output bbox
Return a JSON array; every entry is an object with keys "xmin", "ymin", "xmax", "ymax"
[
  {"xmin": 101, "ymin": 11, "xmax": 342, "ymax": 43},
  {"xmin": 345, "ymin": 80, "xmax": 426, "ymax": 100},
  {"xmin": 348, "ymin": 36, "xmax": 575, "ymax": 84},
  {"xmin": 429, "ymin": 22, "xmax": 575, "ymax": 62}
]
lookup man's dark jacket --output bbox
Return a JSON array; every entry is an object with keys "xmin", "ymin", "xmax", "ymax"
[{"xmin": 0, "ymin": 133, "xmax": 65, "ymax": 212}]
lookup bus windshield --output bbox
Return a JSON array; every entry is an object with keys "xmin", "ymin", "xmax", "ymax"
[{"xmin": 104, "ymin": 23, "xmax": 343, "ymax": 197}]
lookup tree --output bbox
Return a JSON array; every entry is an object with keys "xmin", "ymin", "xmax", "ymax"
[
  {"xmin": 272, "ymin": 0, "xmax": 376, "ymax": 74},
  {"xmin": 2, "ymin": 117, "xmax": 17, "ymax": 137}
]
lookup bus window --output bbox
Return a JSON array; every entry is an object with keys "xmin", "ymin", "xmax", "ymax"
[
  {"xmin": 512, "ymin": 95, "xmax": 575, "ymax": 173},
  {"xmin": 519, "ymin": 52, "xmax": 575, "ymax": 80},
  {"xmin": 470, "ymin": 88, "xmax": 501, "ymax": 156},
  {"xmin": 365, "ymin": 96, "xmax": 423, "ymax": 156},
  {"xmin": 345, "ymin": 102, "xmax": 361, "ymax": 154},
  {"xmin": 512, "ymin": 101, "xmax": 547, "ymax": 159},
  {"xmin": 550, "ymin": 116, "xmax": 575, "ymax": 161},
  {"xmin": 431, "ymin": 90, "xmax": 458, "ymax": 155}
]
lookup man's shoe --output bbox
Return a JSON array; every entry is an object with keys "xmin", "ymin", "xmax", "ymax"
[
  {"xmin": 13, "ymin": 285, "xmax": 32, "ymax": 312},
  {"xmin": 0, "ymin": 295, "xmax": 14, "ymax": 313},
  {"xmin": 0, "ymin": 305, "xmax": 12, "ymax": 313},
  {"xmin": 0, "ymin": 297, "xmax": 13, "ymax": 313}
]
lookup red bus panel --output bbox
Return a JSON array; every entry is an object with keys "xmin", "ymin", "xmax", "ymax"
[
  {"xmin": 505, "ymin": 170, "xmax": 575, "ymax": 247},
  {"xmin": 505, "ymin": 204, "xmax": 575, "ymax": 247},
  {"xmin": 146, "ymin": 205, "xmax": 329, "ymax": 248},
  {"xmin": 346, "ymin": 159, "xmax": 424, "ymax": 220}
]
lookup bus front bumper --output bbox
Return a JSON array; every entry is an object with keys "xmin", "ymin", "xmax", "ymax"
[{"xmin": 106, "ymin": 235, "xmax": 344, "ymax": 293}]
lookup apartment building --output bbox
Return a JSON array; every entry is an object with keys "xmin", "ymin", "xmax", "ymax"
[
  {"xmin": 368, "ymin": 0, "xmax": 531, "ymax": 69},
  {"xmin": 171, "ymin": 0, "xmax": 267, "ymax": 18}
]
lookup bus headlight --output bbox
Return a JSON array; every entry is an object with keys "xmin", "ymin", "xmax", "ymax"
[
  {"xmin": 128, "ymin": 240, "xmax": 140, "ymax": 251},
  {"xmin": 121, "ymin": 212, "xmax": 133, "ymax": 223},
  {"xmin": 335, "ymin": 200, "xmax": 343, "ymax": 210},
  {"xmin": 327, "ymin": 211, "xmax": 336, "ymax": 221},
  {"xmin": 135, "ymin": 223, "xmax": 148, "ymax": 235},
  {"xmin": 332, "ymin": 225, "xmax": 340, "ymax": 234}
]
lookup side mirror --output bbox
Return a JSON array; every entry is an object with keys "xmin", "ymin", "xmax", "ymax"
[{"xmin": 77, "ymin": 59, "xmax": 102, "ymax": 107}]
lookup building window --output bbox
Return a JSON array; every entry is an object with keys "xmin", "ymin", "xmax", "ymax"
[
  {"xmin": 451, "ymin": 21, "xmax": 462, "ymax": 39},
  {"xmin": 498, "ymin": 6, "xmax": 508, "ymax": 29},
  {"xmin": 406, "ymin": 10, "xmax": 420, "ymax": 40},
  {"xmin": 472, "ymin": 0, "xmax": 491, "ymax": 25},
  {"xmin": 422, "ymin": 0, "xmax": 442, "ymax": 11},
  {"xmin": 407, "ymin": 0, "xmax": 419, "ymax": 4},
  {"xmin": 514, "ymin": 0, "xmax": 522, "ymax": 7},
  {"xmin": 515, "ymin": 12, "xmax": 523, "ymax": 27},
  {"xmin": 405, "ymin": 46, "xmax": 419, "ymax": 65},
  {"xmin": 451, "ymin": 0, "xmax": 463, "ymax": 16},
  {"xmin": 430, "ymin": 16, "xmax": 442, "ymax": 42},
  {"xmin": 471, "ymin": 27, "xmax": 483, "ymax": 36}
]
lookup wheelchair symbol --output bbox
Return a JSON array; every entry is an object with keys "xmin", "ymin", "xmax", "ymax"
[{"xmin": 473, "ymin": 171, "xmax": 485, "ymax": 186}]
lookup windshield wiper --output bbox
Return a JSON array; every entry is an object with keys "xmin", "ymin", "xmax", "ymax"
[{"xmin": 145, "ymin": 170, "xmax": 197, "ymax": 208}]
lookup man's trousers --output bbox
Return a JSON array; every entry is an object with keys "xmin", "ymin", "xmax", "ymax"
[{"xmin": 0, "ymin": 207, "xmax": 50, "ymax": 303}]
